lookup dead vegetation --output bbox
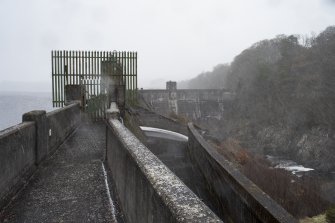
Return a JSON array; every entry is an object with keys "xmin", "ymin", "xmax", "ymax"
[{"xmin": 211, "ymin": 138, "xmax": 330, "ymax": 219}]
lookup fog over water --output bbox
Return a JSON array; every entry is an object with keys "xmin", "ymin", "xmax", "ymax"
[
  {"xmin": 0, "ymin": 0, "xmax": 335, "ymax": 89},
  {"xmin": 0, "ymin": 91, "xmax": 53, "ymax": 130}
]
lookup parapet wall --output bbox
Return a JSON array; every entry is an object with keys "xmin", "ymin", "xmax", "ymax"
[
  {"xmin": 0, "ymin": 103, "xmax": 81, "ymax": 210},
  {"xmin": 47, "ymin": 103, "xmax": 80, "ymax": 152},
  {"xmin": 187, "ymin": 123, "xmax": 297, "ymax": 223},
  {"xmin": 106, "ymin": 118, "xmax": 222, "ymax": 223},
  {"xmin": 0, "ymin": 122, "xmax": 36, "ymax": 209}
]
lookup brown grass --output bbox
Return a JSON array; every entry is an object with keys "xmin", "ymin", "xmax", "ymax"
[{"xmin": 213, "ymin": 138, "xmax": 330, "ymax": 218}]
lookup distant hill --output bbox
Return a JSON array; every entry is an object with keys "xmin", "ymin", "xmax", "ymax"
[
  {"xmin": 179, "ymin": 26, "xmax": 335, "ymax": 129},
  {"xmin": 178, "ymin": 64, "xmax": 230, "ymax": 89}
]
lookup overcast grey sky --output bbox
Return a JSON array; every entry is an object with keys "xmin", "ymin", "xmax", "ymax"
[{"xmin": 0, "ymin": 0, "xmax": 334, "ymax": 90}]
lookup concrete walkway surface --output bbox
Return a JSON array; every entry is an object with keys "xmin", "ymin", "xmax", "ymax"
[{"xmin": 0, "ymin": 122, "xmax": 121, "ymax": 223}]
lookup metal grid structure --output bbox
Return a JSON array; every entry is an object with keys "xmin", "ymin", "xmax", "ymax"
[{"xmin": 51, "ymin": 50, "xmax": 137, "ymax": 109}]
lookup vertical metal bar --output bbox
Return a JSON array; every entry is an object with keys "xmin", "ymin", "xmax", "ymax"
[
  {"xmin": 58, "ymin": 50, "xmax": 61, "ymax": 107},
  {"xmin": 126, "ymin": 51, "xmax": 129, "ymax": 102},
  {"xmin": 135, "ymin": 52, "xmax": 137, "ymax": 98},
  {"xmin": 92, "ymin": 51, "xmax": 95, "ymax": 119},
  {"xmin": 62, "ymin": 50, "xmax": 65, "ymax": 106},
  {"xmin": 129, "ymin": 51, "xmax": 132, "ymax": 101},
  {"xmin": 127, "ymin": 51, "xmax": 130, "ymax": 102},
  {"xmin": 57, "ymin": 50, "xmax": 61, "ymax": 107},
  {"xmin": 95, "ymin": 51, "xmax": 98, "ymax": 95},
  {"xmin": 131, "ymin": 51, "xmax": 134, "ymax": 102},
  {"xmin": 67, "ymin": 50, "xmax": 70, "ymax": 86},
  {"xmin": 51, "ymin": 51, "xmax": 54, "ymax": 106},
  {"xmin": 132, "ymin": 51, "xmax": 135, "ymax": 102},
  {"xmin": 65, "ymin": 51, "xmax": 68, "ymax": 86},
  {"xmin": 121, "ymin": 51, "xmax": 125, "ymax": 99},
  {"xmin": 68, "ymin": 51, "xmax": 74, "ymax": 84},
  {"xmin": 88, "ymin": 51, "xmax": 91, "ymax": 99},
  {"xmin": 78, "ymin": 51, "xmax": 81, "ymax": 85},
  {"xmin": 76, "ymin": 51, "xmax": 79, "ymax": 85},
  {"xmin": 54, "ymin": 51, "xmax": 57, "ymax": 107},
  {"xmin": 70, "ymin": 51, "xmax": 73, "ymax": 85},
  {"xmin": 97, "ymin": 51, "xmax": 100, "ymax": 94},
  {"xmin": 104, "ymin": 51, "xmax": 107, "ymax": 118}
]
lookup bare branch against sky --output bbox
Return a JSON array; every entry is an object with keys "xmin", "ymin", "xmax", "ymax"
[{"xmin": 0, "ymin": 0, "xmax": 334, "ymax": 90}]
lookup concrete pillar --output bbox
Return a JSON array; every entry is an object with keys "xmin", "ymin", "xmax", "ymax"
[
  {"xmin": 22, "ymin": 110, "xmax": 48, "ymax": 165},
  {"xmin": 65, "ymin": 84, "xmax": 85, "ymax": 108},
  {"xmin": 106, "ymin": 102, "xmax": 120, "ymax": 120},
  {"xmin": 166, "ymin": 81, "xmax": 178, "ymax": 115}
]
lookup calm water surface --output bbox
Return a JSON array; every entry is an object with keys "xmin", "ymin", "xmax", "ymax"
[{"xmin": 0, "ymin": 91, "xmax": 54, "ymax": 130}]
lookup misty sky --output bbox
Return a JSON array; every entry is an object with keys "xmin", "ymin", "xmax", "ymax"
[{"xmin": 0, "ymin": 0, "xmax": 334, "ymax": 90}]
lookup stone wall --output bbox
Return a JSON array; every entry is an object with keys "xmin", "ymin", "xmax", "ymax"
[
  {"xmin": 106, "ymin": 118, "xmax": 222, "ymax": 223},
  {"xmin": 187, "ymin": 123, "xmax": 297, "ymax": 223}
]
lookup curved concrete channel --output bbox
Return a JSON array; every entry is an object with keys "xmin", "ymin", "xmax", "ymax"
[{"xmin": 140, "ymin": 126, "xmax": 225, "ymax": 221}]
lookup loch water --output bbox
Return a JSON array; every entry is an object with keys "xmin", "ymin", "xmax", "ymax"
[{"xmin": 0, "ymin": 91, "xmax": 54, "ymax": 130}]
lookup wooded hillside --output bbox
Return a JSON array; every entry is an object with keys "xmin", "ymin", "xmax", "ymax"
[
  {"xmin": 180, "ymin": 26, "xmax": 335, "ymax": 171},
  {"xmin": 180, "ymin": 26, "xmax": 335, "ymax": 130}
]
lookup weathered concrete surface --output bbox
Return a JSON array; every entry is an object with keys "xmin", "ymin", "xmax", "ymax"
[
  {"xmin": 143, "ymin": 128, "xmax": 225, "ymax": 221},
  {"xmin": 106, "ymin": 119, "xmax": 222, "ymax": 223},
  {"xmin": 0, "ymin": 122, "xmax": 37, "ymax": 211},
  {"xmin": 188, "ymin": 123, "xmax": 297, "ymax": 223},
  {"xmin": 0, "ymin": 123, "xmax": 120, "ymax": 223},
  {"xmin": 22, "ymin": 110, "xmax": 48, "ymax": 164},
  {"xmin": 47, "ymin": 102, "xmax": 80, "ymax": 152}
]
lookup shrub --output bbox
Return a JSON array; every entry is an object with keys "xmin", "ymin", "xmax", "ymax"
[
  {"xmin": 326, "ymin": 205, "xmax": 335, "ymax": 223},
  {"xmin": 214, "ymin": 138, "xmax": 330, "ymax": 218}
]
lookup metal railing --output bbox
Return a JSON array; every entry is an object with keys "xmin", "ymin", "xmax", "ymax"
[{"xmin": 51, "ymin": 50, "xmax": 138, "ymax": 117}]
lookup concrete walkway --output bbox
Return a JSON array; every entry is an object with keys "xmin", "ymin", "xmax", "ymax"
[{"xmin": 0, "ymin": 123, "xmax": 120, "ymax": 223}]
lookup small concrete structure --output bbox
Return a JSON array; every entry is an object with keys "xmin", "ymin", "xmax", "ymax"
[
  {"xmin": 106, "ymin": 102, "xmax": 120, "ymax": 119},
  {"xmin": 166, "ymin": 81, "xmax": 177, "ymax": 91},
  {"xmin": 101, "ymin": 60, "xmax": 126, "ymax": 116},
  {"xmin": 65, "ymin": 84, "xmax": 85, "ymax": 107}
]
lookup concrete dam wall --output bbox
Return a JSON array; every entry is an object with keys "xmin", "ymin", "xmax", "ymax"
[{"xmin": 139, "ymin": 86, "xmax": 234, "ymax": 120}]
